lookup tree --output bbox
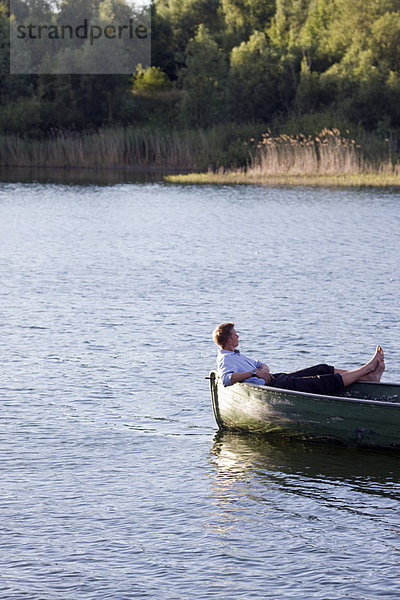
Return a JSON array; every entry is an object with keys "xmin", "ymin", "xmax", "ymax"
[
  {"xmin": 1, "ymin": 2, "xmax": 37, "ymax": 115},
  {"xmin": 154, "ymin": 0, "xmax": 222, "ymax": 58},
  {"xmin": 133, "ymin": 64, "xmax": 172, "ymax": 94},
  {"xmin": 220, "ymin": 0, "xmax": 275, "ymax": 48},
  {"xmin": 268, "ymin": 0, "xmax": 310, "ymax": 52},
  {"xmin": 299, "ymin": 0, "xmax": 337, "ymax": 70},
  {"xmin": 369, "ymin": 11, "xmax": 400, "ymax": 73},
  {"xmin": 179, "ymin": 24, "xmax": 227, "ymax": 126},
  {"xmin": 228, "ymin": 30, "xmax": 287, "ymax": 121}
]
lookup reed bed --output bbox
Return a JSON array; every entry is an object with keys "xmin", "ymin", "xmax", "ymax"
[
  {"xmin": 0, "ymin": 124, "xmax": 259, "ymax": 171},
  {"xmin": 0, "ymin": 128, "xmax": 210, "ymax": 170},
  {"xmin": 167, "ymin": 129, "xmax": 400, "ymax": 187},
  {"xmin": 2, "ymin": 126, "xmax": 398, "ymax": 187},
  {"xmin": 248, "ymin": 128, "xmax": 391, "ymax": 175}
]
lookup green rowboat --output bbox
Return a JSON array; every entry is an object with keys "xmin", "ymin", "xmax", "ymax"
[{"xmin": 209, "ymin": 371, "xmax": 400, "ymax": 448}]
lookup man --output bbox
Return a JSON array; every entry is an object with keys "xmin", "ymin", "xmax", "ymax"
[{"xmin": 212, "ymin": 322, "xmax": 385, "ymax": 395}]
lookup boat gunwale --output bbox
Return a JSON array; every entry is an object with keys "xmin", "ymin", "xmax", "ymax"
[{"xmin": 210, "ymin": 371, "xmax": 400, "ymax": 408}]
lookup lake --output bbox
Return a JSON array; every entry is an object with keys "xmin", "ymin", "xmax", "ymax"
[{"xmin": 0, "ymin": 175, "xmax": 399, "ymax": 599}]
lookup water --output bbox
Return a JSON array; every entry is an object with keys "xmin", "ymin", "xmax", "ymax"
[{"xmin": 0, "ymin": 178, "xmax": 399, "ymax": 599}]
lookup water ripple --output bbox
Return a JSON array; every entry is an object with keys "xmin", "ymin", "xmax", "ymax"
[{"xmin": 0, "ymin": 182, "xmax": 399, "ymax": 599}]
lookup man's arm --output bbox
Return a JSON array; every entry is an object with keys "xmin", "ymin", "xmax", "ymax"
[
  {"xmin": 231, "ymin": 365, "xmax": 272, "ymax": 385},
  {"xmin": 231, "ymin": 371, "xmax": 254, "ymax": 385},
  {"xmin": 255, "ymin": 365, "xmax": 272, "ymax": 384},
  {"xmin": 217, "ymin": 352, "xmax": 272, "ymax": 386}
]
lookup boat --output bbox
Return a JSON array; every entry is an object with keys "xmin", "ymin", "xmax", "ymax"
[{"xmin": 209, "ymin": 371, "xmax": 400, "ymax": 448}]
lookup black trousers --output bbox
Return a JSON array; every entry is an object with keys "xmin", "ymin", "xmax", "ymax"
[{"xmin": 269, "ymin": 363, "xmax": 344, "ymax": 395}]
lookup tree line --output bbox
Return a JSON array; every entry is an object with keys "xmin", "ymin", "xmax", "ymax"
[{"xmin": 1, "ymin": 0, "xmax": 400, "ymax": 142}]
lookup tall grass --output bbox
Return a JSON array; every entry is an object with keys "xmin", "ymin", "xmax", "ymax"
[
  {"xmin": 0, "ymin": 124, "xmax": 265, "ymax": 171},
  {"xmin": 166, "ymin": 128, "xmax": 400, "ymax": 186},
  {"xmin": 248, "ymin": 128, "xmax": 395, "ymax": 176},
  {"xmin": 2, "ymin": 126, "xmax": 398, "ymax": 186},
  {"xmin": 0, "ymin": 128, "xmax": 201, "ymax": 169}
]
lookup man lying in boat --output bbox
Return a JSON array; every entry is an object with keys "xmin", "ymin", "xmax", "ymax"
[{"xmin": 212, "ymin": 322, "xmax": 385, "ymax": 395}]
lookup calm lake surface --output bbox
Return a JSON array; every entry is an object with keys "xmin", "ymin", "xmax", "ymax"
[{"xmin": 0, "ymin": 176, "xmax": 399, "ymax": 599}]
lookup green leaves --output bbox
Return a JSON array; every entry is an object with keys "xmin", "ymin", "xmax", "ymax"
[
  {"xmin": 2, "ymin": 0, "xmax": 400, "ymax": 135},
  {"xmin": 179, "ymin": 25, "xmax": 227, "ymax": 126}
]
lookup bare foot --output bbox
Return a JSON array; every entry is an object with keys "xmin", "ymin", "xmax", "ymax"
[
  {"xmin": 376, "ymin": 345, "xmax": 384, "ymax": 363},
  {"xmin": 364, "ymin": 345, "xmax": 385, "ymax": 374},
  {"xmin": 339, "ymin": 346, "xmax": 385, "ymax": 388},
  {"xmin": 361, "ymin": 361, "xmax": 385, "ymax": 382},
  {"xmin": 360, "ymin": 347, "xmax": 385, "ymax": 382}
]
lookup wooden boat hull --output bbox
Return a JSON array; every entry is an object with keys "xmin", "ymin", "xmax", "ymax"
[{"xmin": 209, "ymin": 371, "xmax": 400, "ymax": 448}]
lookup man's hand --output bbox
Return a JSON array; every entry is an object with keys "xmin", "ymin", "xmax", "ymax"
[{"xmin": 255, "ymin": 365, "xmax": 272, "ymax": 385}]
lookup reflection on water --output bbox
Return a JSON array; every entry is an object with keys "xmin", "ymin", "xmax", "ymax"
[
  {"xmin": 207, "ymin": 433, "xmax": 400, "ymax": 599},
  {"xmin": 211, "ymin": 431, "xmax": 400, "ymax": 493},
  {"xmin": 209, "ymin": 432, "xmax": 400, "ymax": 520},
  {"xmin": 0, "ymin": 166, "xmax": 175, "ymax": 186},
  {"xmin": 0, "ymin": 180, "xmax": 399, "ymax": 600}
]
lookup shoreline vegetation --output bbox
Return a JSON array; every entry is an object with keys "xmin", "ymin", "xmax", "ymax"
[
  {"xmin": 2, "ymin": 0, "xmax": 400, "ymax": 192},
  {"xmin": 1, "ymin": 126, "xmax": 399, "ymax": 188},
  {"xmin": 166, "ymin": 129, "xmax": 400, "ymax": 187},
  {"xmin": 165, "ymin": 171, "xmax": 400, "ymax": 188},
  {"xmin": 0, "ymin": 123, "xmax": 264, "ymax": 171}
]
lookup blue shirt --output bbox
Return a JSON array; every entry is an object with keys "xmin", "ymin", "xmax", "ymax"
[{"xmin": 217, "ymin": 349, "xmax": 265, "ymax": 386}]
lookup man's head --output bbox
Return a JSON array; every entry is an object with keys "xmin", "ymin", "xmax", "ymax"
[{"xmin": 212, "ymin": 322, "xmax": 239, "ymax": 350}]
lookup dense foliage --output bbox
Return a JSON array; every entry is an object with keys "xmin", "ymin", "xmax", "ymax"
[{"xmin": 1, "ymin": 0, "xmax": 400, "ymax": 141}]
